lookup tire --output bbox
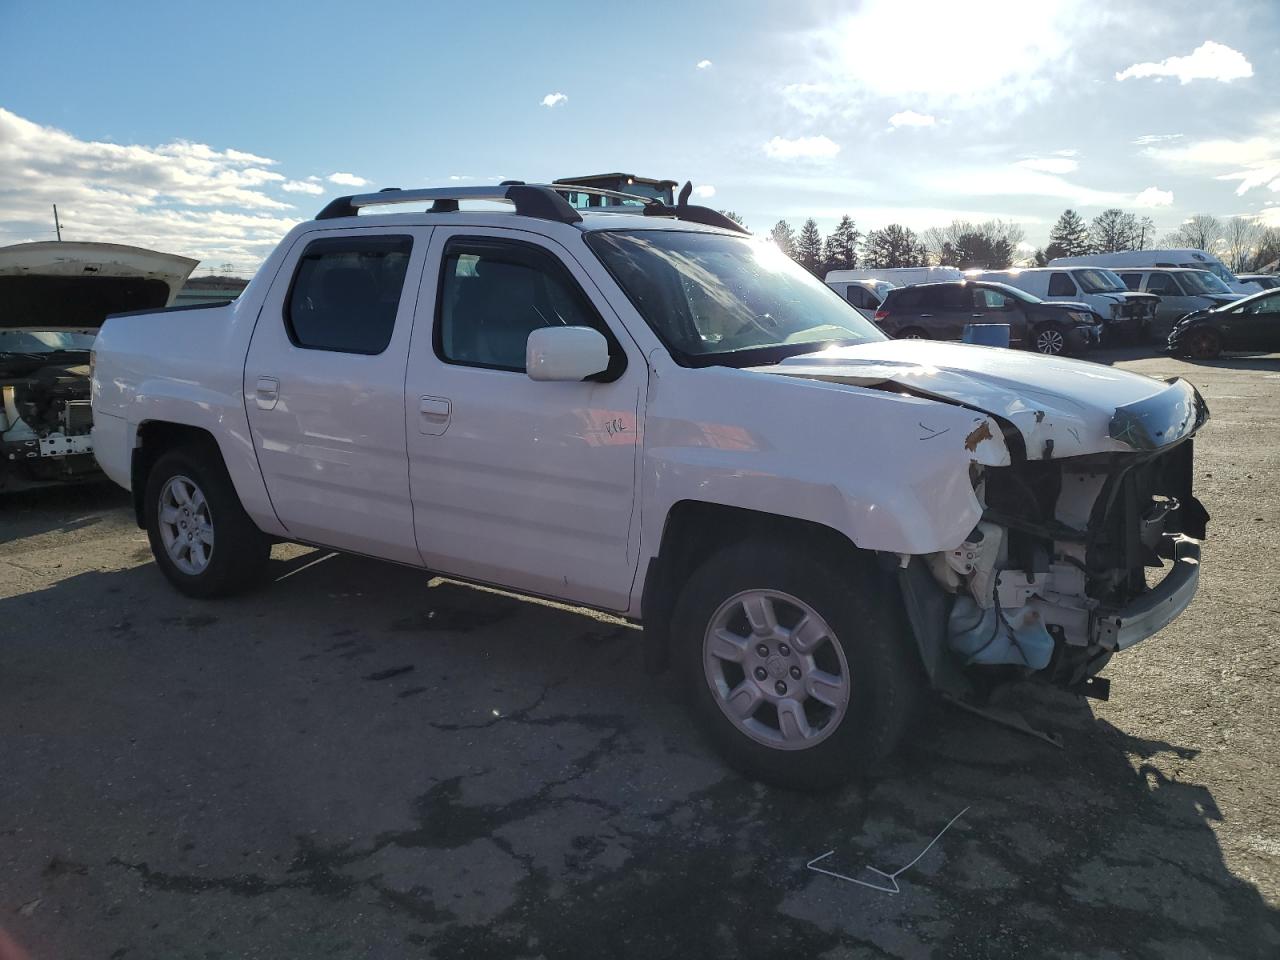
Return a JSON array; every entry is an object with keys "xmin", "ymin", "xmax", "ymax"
[
  {"xmin": 1186, "ymin": 327, "xmax": 1222, "ymax": 360},
  {"xmin": 672, "ymin": 538, "xmax": 920, "ymax": 790},
  {"xmin": 144, "ymin": 444, "xmax": 271, "ymax": 598},
  {"xmin": 1031, "ymin": 323, "xmax": 1067, "ymax": 355},
  {"xmin": 897, "ymin": 327, "xmax": 928, "ymax": 340}
]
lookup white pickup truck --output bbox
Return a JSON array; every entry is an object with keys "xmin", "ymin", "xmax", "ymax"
[{"xmin": 91, "ymin": 183, "xmax": 1210, "ymax": 787}]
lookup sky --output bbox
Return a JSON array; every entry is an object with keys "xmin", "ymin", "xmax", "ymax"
[{"xmin": 1, "ymin": 0, "xmax": 1277, "ymax": 273}]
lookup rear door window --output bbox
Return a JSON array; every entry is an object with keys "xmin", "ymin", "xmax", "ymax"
[{"xmin": 285, "ymin": 236, "xmax": 412, "ymax": 354}]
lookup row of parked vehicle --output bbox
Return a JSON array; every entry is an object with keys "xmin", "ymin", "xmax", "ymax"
[{"xmin": 826, "ymin": 249, "xmax": 1280, "ymax": 358}]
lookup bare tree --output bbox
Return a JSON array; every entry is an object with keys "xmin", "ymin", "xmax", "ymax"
[
  {"xmin": 1163, "ymin": 214, "xmax": 1224, "ymax": 252},
  {"xmin": 1252, "ymin": 227, "xmax": 1280, "ymax": 271},
  {"xmin": 1222, "ymin": 216, "xmax": 1264, "ymax": 272},
  {"xmin": 719, "ymin": 210, "xmax": 747, "ymax": 229}
]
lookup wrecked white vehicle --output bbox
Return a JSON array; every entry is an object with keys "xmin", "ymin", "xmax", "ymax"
[
  {"xmin": 90, "ymin": 184, "xmax": 1208, "ymax": 787},
  {"xmin": 0, "ymin": 241, "xmax": 196, "ymax": 492}
]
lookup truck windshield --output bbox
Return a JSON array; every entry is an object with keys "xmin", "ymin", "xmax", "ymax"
[
  {"xmin": 1076, "ymin": 269, "xmax": 1127, "ymax": 293},
  {"xmin": 586, "ymin": 230, "xmax": 886, "ymax": 365},
  {"xmin": 1178, "ymin": 270, "xmax": 1232, "ymax": 294}
]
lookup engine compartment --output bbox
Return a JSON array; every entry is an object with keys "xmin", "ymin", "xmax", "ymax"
[
  {"xmin": 1, "ymin": 356, "xmax": 97, "ymax": 490},
  {"xmin": 919, "ymin": 439, "xmax": 1209, "ymax": 692}
]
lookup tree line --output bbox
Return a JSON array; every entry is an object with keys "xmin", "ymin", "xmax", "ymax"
[
  {"xmin": 719, "ymin": 208, "xmax": 1280, "ymax": 277},
  {"xmin": 1038, "ymin": 209, "xmax": 1280, "ymax": 272}
]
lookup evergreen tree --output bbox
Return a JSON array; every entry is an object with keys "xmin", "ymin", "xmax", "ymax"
[
  {"xmin": 825, "ymin": 214, "xmax": 860, "ymax": 271},
  {"xmin": 796, "ymin": 218, "xmax": 823, "ymax": 275},
  {"xmin": 863, "ymin": 225, "xmax": 926, "ymax": 268},
  {"xmin": 719, "ymin": 210, "xmax": 747, "ymax": 229},
  {"xmin": 770, "ymin": 220, "xmax": 796, "ymax": 258},
  {"xmin": 1045, "ymin": 209, "xmax": 1089, "ymax": 260}
]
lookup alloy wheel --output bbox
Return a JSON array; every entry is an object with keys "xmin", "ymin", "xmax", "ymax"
[
  {"xmin": 1035, "ymin": 328, "xmax": 1065, "ymax": 354},
  {"xmin": 158, "ymin": 475, "xmax": 214, "ymax": 575},
  {"xmin": 702, "ymin": 590, "xmax": 851, "ymax": 750}
]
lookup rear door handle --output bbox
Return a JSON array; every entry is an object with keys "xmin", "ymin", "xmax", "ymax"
[
  {"xmin": 418, "ymin": 396, "xmax": 451, "ymax": 436},
  {"xmin": 255, "ymin": 376, "xmax": 280, "ymax": 410}
]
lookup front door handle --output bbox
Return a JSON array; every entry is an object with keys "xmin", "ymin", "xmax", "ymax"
[
  {"xmin": 255, "ymin": 376, "xmax": 280, "ymax": 410},
  {"xmin": 418, "ymin": 396, "xmax": 451, "ymax": 436}
]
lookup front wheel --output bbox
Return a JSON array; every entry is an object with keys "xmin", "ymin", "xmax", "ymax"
[
  {"xmin": 145, "ymin": 445, "xmax": 271, "ymax": 598},
  {"xmin": 1186, "ymin": 327, "xmax": 1223, "ymax": 360},
  {"xmin": 1031, "ymin": 323, "xmax": 1067, "ymax": 355},
  {"xmin": 672, "ymin": 539, "xmax": 920, "ymax": 789}
]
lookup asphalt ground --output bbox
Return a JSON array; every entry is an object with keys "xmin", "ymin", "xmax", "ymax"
[{"xmin": 1, "ymin": 348, "xmax": 1277, "ymax": 959}]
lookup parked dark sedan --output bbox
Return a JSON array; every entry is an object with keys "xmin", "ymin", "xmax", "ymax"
[
  {"xmin": 1168, "ymin": 287, "xmax": 1280, "ymax": 358},
  {"xmin": 873, "ymin": 281, "xmax": 1103, "ymax": 355}
]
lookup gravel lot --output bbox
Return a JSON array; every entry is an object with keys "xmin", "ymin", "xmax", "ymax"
[{"xmin": 2, "ymin": 350, "xmax": 1277, "ymax": 959}]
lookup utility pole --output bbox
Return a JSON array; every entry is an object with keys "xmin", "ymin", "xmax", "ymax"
[{"xmin": 53, "ymin": 204, "xmax": 62, "ymax": 241}]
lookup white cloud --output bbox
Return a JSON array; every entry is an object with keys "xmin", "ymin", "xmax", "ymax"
[
  {"xmin": 1132, "ymin": 133, "xmax": 1182, "ymax": 145},
  {"xmin": 888, "ymin": 110, "xmax": 936, "ymax": 129},
  {"xmin": 281, "ymin": 179, "xmax": 324, "ymax": 195},
  {"xmin": 693, "ymin": 184, "xmax": 716, "ymax": 199},
  {"xmin": 306, "ymin": 175, "xmax": 321, "ymax": 182},
  {"xmin": 328, "ymin": 172, "xmax": 369, "ymax": 187},
  {"xmin": 1134, "ymin": 186, "xmax": 1174, "ymax": 207},
  {"xmin": 1016, "ymin": 157, "xmax": 1079, "ymax": 174},
  {"xmin": 786, "ymin": 0, "xmax": 1104, "ymax": 116},
  {"xmin": 1146, "ymin": 127, "xmax": 1280, "ymax": 196},
  {"xmin": 540, "ymin": 92, "xmax": 568, "ymax": 108},
  {"xmin": 925, "ymin": 164, "xmax": 1127, "ymax": 207},
  {"xmin": 448, "ymin": 175, "xmax": 474, "ymax": 181},
  {"xmin": 1116, "ymin": 41, "xmax": 1253, "ymax": 84},
  {"xmin": 762, "ymin": 135, "xmax": 841, "ymax": 161},
  {"xmin": 0, "ymin": 107, "xmax": 297, "ymax": 271},
  {"xmin": 696, "ymin": 59, "xmax": 712, "ymax": 70}
]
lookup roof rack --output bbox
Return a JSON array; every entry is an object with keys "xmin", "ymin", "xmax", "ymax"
[{"xmin": 314, "ymin": 182, "xmax": 748, "ymax": 234}]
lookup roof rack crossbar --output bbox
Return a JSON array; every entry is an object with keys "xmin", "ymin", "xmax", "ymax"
[
  {"xmin": 313, "ymin": 182, "xmax": 749, "ymax": 234},
  {"xmin": 315, "ymin": 185, "xmax": 583, "ymax": 224}
]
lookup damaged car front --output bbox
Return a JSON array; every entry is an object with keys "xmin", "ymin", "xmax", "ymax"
[
  {"xmin": 768, "ymin": 342, "xmax": 1209, "ymax": 702},
  {"xmin": 0, "ymin": 241, "xmax": 197, "ymax": 492}
]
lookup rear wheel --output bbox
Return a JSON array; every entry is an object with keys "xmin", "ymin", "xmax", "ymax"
[
  {"xmin": 145, "ymin": 445, "xmax": 271, "ymax": 598},
  {"xmin": 1186, "ymin": 327, "xmax": 1223, "ymax": 360},
  {"xmin": 1031, "ymin": 323, "xmax": 1067, "ymax": 355},
  {"xmin": 672, "ymin": 539, "xmax": 919, "ymax": 789},
  {"xmin": 897, "ymin": 327, "xmax": 928, "ymax": 340}
]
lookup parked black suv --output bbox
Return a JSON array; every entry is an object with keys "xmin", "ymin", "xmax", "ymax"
[{"xmin": 874, "ymin": 281, "xmax": 1103, "ymax": 355}]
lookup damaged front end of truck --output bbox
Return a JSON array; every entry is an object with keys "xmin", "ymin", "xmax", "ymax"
[{"xmin": 901, "ymin": 376, "xmax": 1209, "ymax": 700}]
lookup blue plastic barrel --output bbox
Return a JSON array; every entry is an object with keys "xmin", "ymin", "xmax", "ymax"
[{"xmin": 962, "ymin": 323, "xmax": 1011, "ymax": 348}]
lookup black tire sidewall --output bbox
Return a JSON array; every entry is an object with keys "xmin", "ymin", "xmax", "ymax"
[
  {"xmin": 144, "ymin": 445, "xmax": 268, "ymax": 598},
  {"xmin": 672, "ymin": 539, "xmax": 917, "ymax": 790}
]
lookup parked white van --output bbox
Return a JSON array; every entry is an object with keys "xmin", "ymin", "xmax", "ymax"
[
  {"xmin": 826, "ymin": 266, "xmax": 961, "ymax": 287},
  {"xmin": 824, "ymin": 277, "xmax": 897, "ymax": 320},
  {"xmin": 1048, "ymin": 250, "xmax": 1258, "ymax": 293},
  {"xmin": 972, "ymin": 267, "xmax": 1158, "ymax": 341}
]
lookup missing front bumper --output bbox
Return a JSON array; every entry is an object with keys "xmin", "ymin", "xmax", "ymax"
[{"xmin": 1092, "ymin": 537, "xmax": 1201, "ymax": 650}]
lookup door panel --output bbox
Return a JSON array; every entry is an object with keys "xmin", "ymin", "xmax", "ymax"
[
  {"xmin": 243, "ymin": 227, "xmax": 432, "ymax": 565},
  {"xmin": 405, "ymin": 228, "xmax": 642, "ymax": 610}
]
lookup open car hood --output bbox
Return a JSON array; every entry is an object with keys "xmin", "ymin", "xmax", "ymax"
[
  {"xmin": 750, "ymin": 339, "xmax": 1207, "ymax": 460},
  {"xmin": 0, "ymin": 241, "xmax": 198, "ymax": 330}
]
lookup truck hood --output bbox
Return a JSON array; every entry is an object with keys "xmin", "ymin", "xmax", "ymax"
[
  {"xmin": 749, "ymin": 339, "xmax": 1207, "ymax": 460},
  {"xmin": 0, "ymin": 241, "xmax": 198, "ymax": 330}
]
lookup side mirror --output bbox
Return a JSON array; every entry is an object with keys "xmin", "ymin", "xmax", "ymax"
[{"xmin": 526, "ymin": 326, "xmax": 610, "ymax": 382}]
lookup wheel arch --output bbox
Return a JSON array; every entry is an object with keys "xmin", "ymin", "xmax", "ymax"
[{"xmin": 640, "ymin": 500, "xmax": 879, "ymax": 674}]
